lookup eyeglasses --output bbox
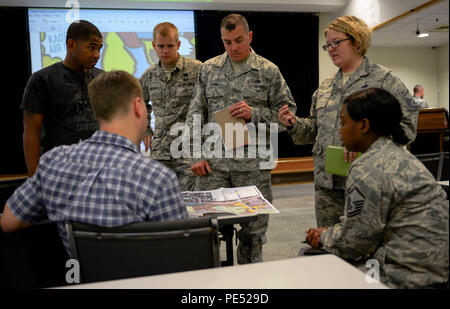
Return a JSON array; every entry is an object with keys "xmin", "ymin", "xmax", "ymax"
[{"xmin": 322, "ymin": 38, "xmax": 352, "ymax": 51}]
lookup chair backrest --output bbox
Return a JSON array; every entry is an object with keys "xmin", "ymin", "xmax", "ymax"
[
  {"xmin": 0, "ymin": 218, "xmax": 69, "ymax": 288},
  {"xmin": 66, "ymin": 217, "xmax": 220, "ymax": 283},
  {"xmin": 441, "ymin": 152, "xmax": 449, "ymax": 181},
  {"xmin": 415, "ymin": 152, "xmax": 449, "ymax": 181}
]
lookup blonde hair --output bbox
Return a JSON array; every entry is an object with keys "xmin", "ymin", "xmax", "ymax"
[
  {"xmin": 324, "ymin": 16, "xmax": 372, "ymax": 56},
  {"xmin": 88, "ymin": 70, "xmax": 142, "ymax": 122},
  {"xmin": 153, "ymin": 22, "xmax": 179, "ymax": 42}
]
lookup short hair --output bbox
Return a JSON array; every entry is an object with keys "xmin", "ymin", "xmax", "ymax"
[
  {"xmin": 220, "ymin": 14, "xmax": 249, "ymax": 33},
  {"xmin": 324, "ymin": 16, "xmax": 372, "ymax": 57},
  {"xmin": 413, "ymin": 84, "xmax": 424, "ymax": 94},
  {"xmin": 343, "ymin": 88, "xmax": 408, "ymax": 145},
  {"xmin": 88, "ymin": 70, "xmax": 143, "ymax": 122},
  {"xmin": 153, "ymin": 22, "xmax": 179, "ymax": 42},
  {"xmin": 66, "ymin": 20, "xmax": 102, "ymax": 43}
]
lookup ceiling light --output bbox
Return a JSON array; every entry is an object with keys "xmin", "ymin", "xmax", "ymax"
[{"xmin": 415, "ymin": 20, "xmax": 429, "ymax": 38}]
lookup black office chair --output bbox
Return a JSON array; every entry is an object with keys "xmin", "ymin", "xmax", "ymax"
[
  {"xmin": 415, "ymin": 152, "xmax": 449, "ymax": 181},
  {"xmin": 66, "ymin": 217, "xmax": 220, "ymax": 283},
  {"xmin": 0, "ymin": 217, "xmax": 69, "ymax": 288},
  {"xmin": 441, "ymin": 152, "xmax": 449, "ymax": 181}
]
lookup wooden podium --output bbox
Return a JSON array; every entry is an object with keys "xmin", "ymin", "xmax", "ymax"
[{"xmin": 416, "ymin": 108, "xmax": 449, "ymax": 152}]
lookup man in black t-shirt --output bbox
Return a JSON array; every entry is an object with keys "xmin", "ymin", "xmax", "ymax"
[{"xmin": 21, "ymin": 20, "xmax": 104, "ymax": 175}]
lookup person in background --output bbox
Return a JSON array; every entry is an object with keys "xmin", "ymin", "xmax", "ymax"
[
  {"xmin": 185, "ymin": 13, "xmax": 296, "ymax": 264},
  {"xmin": 139, "ymin": 22, "xmax": 202, "ymax": 191},
  {"xmin": 1, "ymin": 71, "xmax": 187, "ymax": 255},
  {"xmin": 21, "ymin": 20, "xmax": 104, "ymax": 175},
  {"xmin": 305, "ymin": 87, "xmax": 448, "ymax": 289},
  {"xmin": 412, "ymin": 84, "xmax": 429, "ymax": 109},
  {"xmin": 278, "ymin": 15, "xmax": 418, "ymax": 228}
]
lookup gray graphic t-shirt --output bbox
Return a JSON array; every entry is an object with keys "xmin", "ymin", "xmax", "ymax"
[{"xmin": 21, "ymin": 62, "xmax": 104, "ymax": 153}]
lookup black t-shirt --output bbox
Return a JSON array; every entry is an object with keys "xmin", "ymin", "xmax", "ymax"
[{"xmin": 21, "ymin": 62, "xmax": 104, "ymax": 153}]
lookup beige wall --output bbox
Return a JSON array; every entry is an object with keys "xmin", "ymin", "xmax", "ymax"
[
  {"xmin": 367, "ymin": 47, "xmax": 437, "ymax": 107},
  {"xmin": 318, "ymin": 14, "xmax": 449, "ymax": 110},
  {"xmin": 318, "ymin": 13, "xmax": 338, "ymax": 83},
  {"xmin": 436, "ymin": 43, "xmax": 449, "ymax": 109}
]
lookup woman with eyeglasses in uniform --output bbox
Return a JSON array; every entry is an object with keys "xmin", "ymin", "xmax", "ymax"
[{"xmin": 278, "ymin": 16, "xmax": 419, "ymax": 228}]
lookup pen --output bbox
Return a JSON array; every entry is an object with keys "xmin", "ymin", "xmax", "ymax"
[{"xmin": 288, "ymin": 119, "xmax": 294, "ymax": 128}]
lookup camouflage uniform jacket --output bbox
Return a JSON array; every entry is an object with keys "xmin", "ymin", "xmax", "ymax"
[
  {"xmin": 321, "ymin": 136, "xmax": 449, "ymax": 288},
  {"xmin": 140, "ymin": 55, "xmax": 202, "ymax": 160},
  {"xmin": 412, "ymin": 95, "xmax": 429, "ymax": 109},
  {"xmin": 288, "ymin": 57, "xmax": 419, "ymax": 190},
  {"xmin": 185, "ymin": 49, "xmax": 296, "ymax": 171}
]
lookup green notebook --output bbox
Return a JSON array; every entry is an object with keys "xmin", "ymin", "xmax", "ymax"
[{"xmin": 325, "ymin": 146, "xmax": 361, "ymax": 176}]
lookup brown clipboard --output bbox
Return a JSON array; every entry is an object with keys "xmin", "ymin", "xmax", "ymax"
[{"xmin": 214, "ymin": 107, "xmax": 251, "ymax": 151}]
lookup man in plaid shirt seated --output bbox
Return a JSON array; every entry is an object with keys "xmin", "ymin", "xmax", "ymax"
[{"xmin": 1, "ymin": 70, "xmax": 187, "ymax": 255}]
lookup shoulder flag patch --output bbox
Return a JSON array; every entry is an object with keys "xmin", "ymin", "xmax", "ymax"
[{"xmin": 347, "ymin": 187, "xmax": 365, "ymax": 217}]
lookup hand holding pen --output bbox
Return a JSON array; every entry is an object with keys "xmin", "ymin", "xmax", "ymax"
[{"xmin": 278, "ymin": 104, "xmax": 296, "ymax": 128}]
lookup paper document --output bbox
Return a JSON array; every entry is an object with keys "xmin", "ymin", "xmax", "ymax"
[
  {"xmin": 214, "ymin": 107, "xmax": 251, "ymax": 151},
  {"xmin": 182, "ymin": 185, "xmax": 279, "ymax": 217}
]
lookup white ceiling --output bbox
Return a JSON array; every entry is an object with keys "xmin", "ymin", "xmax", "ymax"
[
  {"xmin": 0, "ymin": 0, "xmax": 347, "ymax": 12},
  {"xmin": 0, "ymin": 0, "xmax": 448, "ymax": 47},
  {"xmin": 371, "ymin": 0, "xmax": 449, "ymax": 47}
]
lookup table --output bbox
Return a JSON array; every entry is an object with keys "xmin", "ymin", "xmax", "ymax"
[
  {"xmin": 203, "ymin": 213, "xmax": 258, "ymax": 266},
  {"xmin": 437, "ymin": 180, "xmax": 449, "ymax": 186},
  {"xmin": 0, "ymin": 174, "xmax": 256, "ymax": 267},
  {"xmin": 58, "ymin": 254, "xmax": 389, "ymax": 289}
]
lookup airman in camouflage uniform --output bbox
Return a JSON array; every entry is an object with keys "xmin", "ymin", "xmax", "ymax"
[
  {"xmin": 140, "ymin": 22, "xmax": 202, "ymax": 191},
  {"xmin": 185, "ymin": 14, "xmax": 296, "ymax": 264},
  {"xmin": 279, "ymin": 16, "xmax": 419, "ymax": 227},
  {"xmin": 288, "ymin": 57, "xmax": 418, "ymax": 227},
  {"xmin": 412, "ymin": 84, "xmax": 429, "ymax": 109},
  {"xmin": 320, "ymin": 136, "xmax": 449, "ymax": 288}
]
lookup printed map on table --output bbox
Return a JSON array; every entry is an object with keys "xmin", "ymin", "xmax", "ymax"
[{"xmin": 182, "ymin": 185, "xmax": 279, "ymax": 217}]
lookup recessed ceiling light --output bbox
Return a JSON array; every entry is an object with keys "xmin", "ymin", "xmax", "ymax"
[{"xmin": 417, "ymin": 33, "xmax": 430, "ymax": 38}]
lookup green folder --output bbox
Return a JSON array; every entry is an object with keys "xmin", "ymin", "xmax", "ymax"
[{"xmin": 325, "ymin": 146, "xmax": 361, "ymax": 176}]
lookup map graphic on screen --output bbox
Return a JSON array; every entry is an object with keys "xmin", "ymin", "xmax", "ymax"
[
  {"xmin": 28, "ymin": 8, "xmax": 197, "ymax": 77},
  {"xmin": 28, "ymin": 8, "xmax": 197, "ymax": 141}
]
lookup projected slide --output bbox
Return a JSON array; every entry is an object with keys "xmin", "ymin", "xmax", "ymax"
[{"xmin": 28, "ymin": 8, "xmax": 197, "ymax": 77}]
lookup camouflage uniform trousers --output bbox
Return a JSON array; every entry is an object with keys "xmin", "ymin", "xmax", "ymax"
[
  {"xmin": 158, "ymin": 160, "xmax": 198, "ymax": 192},
  {"xmin": 195, "ymin": 169, "xmax": 272, "ymax": 264},
  {"xmin": 314, "ymin": 186, "xmax": 345, "ymax": 228}
]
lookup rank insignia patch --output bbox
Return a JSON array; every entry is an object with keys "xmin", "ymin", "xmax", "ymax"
[{"xmin": 347, "ymin": 187, "xmax": 365, "ymax": 217}]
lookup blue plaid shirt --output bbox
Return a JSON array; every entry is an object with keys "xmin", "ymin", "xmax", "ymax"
[{"xmin": 7, "ymin": 130, "xmax": 187, "ymax": 254}]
